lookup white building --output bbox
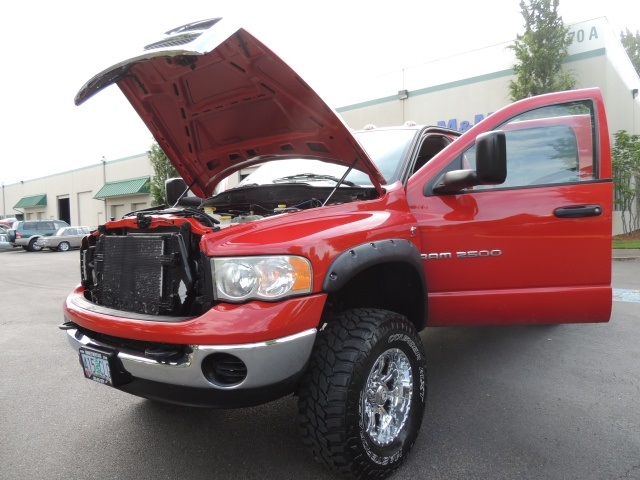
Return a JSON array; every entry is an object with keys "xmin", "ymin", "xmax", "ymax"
[
  {"xmin": 336, "ymin": 18, "xmax": 640, "ymax": 234},
  {"xmin": 1, "ymin": 153, "xmax": 153, "ymax": 228},
  {"xmin": 1, "ymin": 18, "xmax": 637, "ymax": 233}
]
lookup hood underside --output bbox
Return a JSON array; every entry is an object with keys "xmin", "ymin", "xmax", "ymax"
[{"xmin": 76, "ymin": 18, "xmax": 384, "ymax": 198}]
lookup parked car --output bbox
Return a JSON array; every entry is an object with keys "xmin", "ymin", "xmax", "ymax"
[
  {"xmin": 8, "ymin": 220, "xmax": 70, "ymax": 251},
  {"xmin": 0, "ymin": 233, "xmax": 11, "ymax": 250},
  {"xmin": 36, "ymin": 226, "xmax": 91, "ymax": 251}
]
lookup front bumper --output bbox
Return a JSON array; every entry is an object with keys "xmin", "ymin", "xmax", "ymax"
[{"xmin": 64, "ymin": 326, "xmax": 316, "ymax": 407}]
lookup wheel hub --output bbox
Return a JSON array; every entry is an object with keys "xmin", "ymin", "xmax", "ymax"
[{"xmin": 362, "ymin": 348, "xmax": 413, "ymax": 447}]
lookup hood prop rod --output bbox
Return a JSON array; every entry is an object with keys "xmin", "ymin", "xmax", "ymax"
[
  {"xmin": 172, "ymin": 179, "xmax": 198, "ymax": 208},
  {"xmin": 322, "ymin": 159, "xmax": 358, "ymax": 207}
]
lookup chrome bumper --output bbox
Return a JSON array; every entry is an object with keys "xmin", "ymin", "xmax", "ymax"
[{"xmin": 65, "ymin": 327, "xmax": 316, "ymax": 391}]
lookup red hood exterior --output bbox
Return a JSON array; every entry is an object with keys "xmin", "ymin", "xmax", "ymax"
[{"xmin": 75, "ymin": 18, "xmax": 384, "ymax": 198}]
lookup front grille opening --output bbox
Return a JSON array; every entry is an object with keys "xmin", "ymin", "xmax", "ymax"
[
  {"xmin": 201, "ymin": 353, "xmax": 247, "ymax": 386},
  {"xmin": 80, "ymin": 226, "xmax": 212, "ymax": 317}
]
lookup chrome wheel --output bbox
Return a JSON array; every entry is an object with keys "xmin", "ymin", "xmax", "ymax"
[
  {"xmin": 362, "ymin": 347, "xmax": 413, "ymax": 447},
  {"xmin": 58, "ymin": 241, "xmax": 70, "ymax": 252}
]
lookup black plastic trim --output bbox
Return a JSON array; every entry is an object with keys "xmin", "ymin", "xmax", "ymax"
[
  {"xmin": 554, "ymin": 204, "xmax": 603, "ymax": 218},
  {"xmin": 116, "ymin": 372, "xmax": 302, "ymax": 408},
  {"xmin": 322, "ymin": 239, "xmax": 426, "ymax": 293}
]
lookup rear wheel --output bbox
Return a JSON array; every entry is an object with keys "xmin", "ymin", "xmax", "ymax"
[
  {"xmin": 28, "ymin": 238, "xmax": 43, "ymax": 252},
  {"xmin": 58, "ymin": 241, "xmax": 70, "ymax": 252},
  {"xmin": 298, "ymin": 308, "xmax": 427, "ymax": 479}
]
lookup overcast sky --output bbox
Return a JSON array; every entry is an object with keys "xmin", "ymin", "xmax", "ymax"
[{"xmin": 1, "ymin": 0, "xmax": 639, "ymax": 185}]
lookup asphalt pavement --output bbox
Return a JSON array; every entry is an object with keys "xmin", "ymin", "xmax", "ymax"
[{"xmin": 0, "ymin": 249, "xmax": 639, "ymax": 480}]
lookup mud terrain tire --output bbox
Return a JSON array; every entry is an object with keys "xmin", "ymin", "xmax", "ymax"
[{"xmin": 298, "ymin": 308, "xmax": 427, "ymax": 479}]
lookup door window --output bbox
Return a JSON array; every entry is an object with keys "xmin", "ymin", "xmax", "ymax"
[{"xmin": 465, "ymin": 101, "xmax": 595, "ymax": 189}]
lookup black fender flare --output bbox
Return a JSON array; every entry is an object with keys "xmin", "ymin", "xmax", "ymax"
[{"xmin": 322, "ymin": 239, "xmax": 427, "ymax": 326}]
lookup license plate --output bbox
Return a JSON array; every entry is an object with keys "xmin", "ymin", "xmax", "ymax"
[{"xmin": 79, "ymin": 347, "xmax": 115, "ymax": 386}]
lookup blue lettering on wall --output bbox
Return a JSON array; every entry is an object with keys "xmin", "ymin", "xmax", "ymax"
[
  {"xmin": 437, "ymin": 119, "xmax": 458, "ymax": 130},
  {"xmin": 437, "ymin": 113, "xmax": 492, "ymax": 132}
]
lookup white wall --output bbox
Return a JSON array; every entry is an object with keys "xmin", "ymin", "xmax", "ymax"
[{"xmin": 1, "ymin": 153, "xmax": 152, "ymax": 228}]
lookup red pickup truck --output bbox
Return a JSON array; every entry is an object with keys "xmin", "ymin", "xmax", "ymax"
[{"xmin": 61, "ymin": 18, "xmax": 612, "ymax": 479}]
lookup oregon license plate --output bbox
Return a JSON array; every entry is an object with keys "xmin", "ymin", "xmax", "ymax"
[{"xmin": 79, "ymin": 347, "xmax": 114, "ymax": 386}]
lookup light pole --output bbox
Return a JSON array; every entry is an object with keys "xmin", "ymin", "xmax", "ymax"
[{"xmin": 1, "ymin": 182, "xmax": 5, "ymax": 219}]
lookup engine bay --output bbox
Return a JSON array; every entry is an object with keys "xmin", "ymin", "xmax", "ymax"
[{"xmin": 201, "ymin": 183, "xmax": 378, "ymax": 227}]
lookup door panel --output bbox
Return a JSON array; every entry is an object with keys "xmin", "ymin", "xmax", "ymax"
[{"xmin": 406, "ymin": 89, "xmax": 612, "ymax": 326}]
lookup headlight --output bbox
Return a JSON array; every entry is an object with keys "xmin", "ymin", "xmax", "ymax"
[{"xmin": 212, "ymin": 256, "xmax": 312, "ymax": 302}]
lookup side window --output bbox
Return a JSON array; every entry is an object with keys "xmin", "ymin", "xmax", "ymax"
[
  {"xmin": 66, "ymin": 228, "xmax": 77, "ymax": 236},
  {"xmin": 39, "ymin": 222, "xmax": 55, "ymax": 230},
  {"xmin": 466, "ymin": 101, "xmax": 595, "ymax": 189},
  {"xmin": 23, "ymin": 222, "xmax": 36, "ymax": 230},
  {"xmin": 412, "ymin": 135, "xmax": 452, "ymax": 175}
]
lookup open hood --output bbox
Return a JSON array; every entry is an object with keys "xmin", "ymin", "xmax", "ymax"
[{"xmin": 76, "ymin": 18, "xmax": 385, "ymax": 198}]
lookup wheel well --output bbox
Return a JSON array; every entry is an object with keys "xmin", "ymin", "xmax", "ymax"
[{"xmin": 324, "ymin": 262, "xmax": 426, "ymax": 331}]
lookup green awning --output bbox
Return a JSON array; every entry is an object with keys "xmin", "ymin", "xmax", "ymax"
[
  {"xmin": 94, "ymin": 176, "xmax": 151, "ymax": 199},
  {"xmin": 14, "ymin": 194, "xmax": 47, "ymax": 208}
]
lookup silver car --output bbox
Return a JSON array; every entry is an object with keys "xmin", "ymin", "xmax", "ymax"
[{"xmin": 36, "ymin": 226, "xmax": 91, "ymax": 252}]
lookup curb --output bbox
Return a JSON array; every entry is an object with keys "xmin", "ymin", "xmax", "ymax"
[{"xmin": 612, "ymin": 249, "xmax": 640, "ymax": 262}]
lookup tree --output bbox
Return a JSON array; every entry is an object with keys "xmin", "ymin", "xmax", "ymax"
[
  {"xmin": 509, "ymin": 0, "xmax": 576, "ymax": 101},
  {"xmin": 620, "ymin": 28, "xmax": 640, "ymax": 77},
  {"xmin": 612, "ymin": 130, "xmax": 640, "ymax": 234},
  {"xmin": 148, "ymin": 142, "xmax": 179, "ymax": 206}
]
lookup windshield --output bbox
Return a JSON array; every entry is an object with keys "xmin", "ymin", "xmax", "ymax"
[
  {"xmin": 353, "ymin": 128, "xmax": 415, "ymax": 183},
  {"xmin": 237, "ymin": 128, "xmax": 416, "ymax": 188}
]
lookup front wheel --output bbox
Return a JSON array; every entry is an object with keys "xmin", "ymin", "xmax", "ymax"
[
  {"xmin": 57, "ymin": 241, "xmax": 70, "ymax": 252},
  {"xmin": 298, "ymin": 309, "xmax": 427, "ymax": 479}
]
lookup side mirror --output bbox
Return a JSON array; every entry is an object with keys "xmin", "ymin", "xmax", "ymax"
[
  {"xmin": 165, "ymin": 178, "xmax": 202, "ymax": 207},
  {"xmin": 433, "ymin": 131, "xmax": 507, "ymax": 193}
]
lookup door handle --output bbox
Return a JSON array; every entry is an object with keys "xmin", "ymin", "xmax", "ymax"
[{"xmin": 553, "ymin": 204, "xmax": 603, "ymax": 218}]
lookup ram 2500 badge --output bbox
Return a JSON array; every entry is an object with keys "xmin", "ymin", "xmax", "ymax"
[{"xmin": 61, "ymin": 18, "xmax": 612, "ymax": 479}]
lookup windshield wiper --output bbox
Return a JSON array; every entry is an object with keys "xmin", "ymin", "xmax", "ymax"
[{"xmin": 272, "ymin": 173, "xmax": 355, "ymax": 186}]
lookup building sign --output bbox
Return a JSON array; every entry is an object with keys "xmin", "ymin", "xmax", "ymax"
[
  {"xmin": 566, "ymin": 18, "xmax": 604, "ymax": 55},
  {"xmin": 437, "ymin": 113, "xmax": 492, "ymax": 132}
]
